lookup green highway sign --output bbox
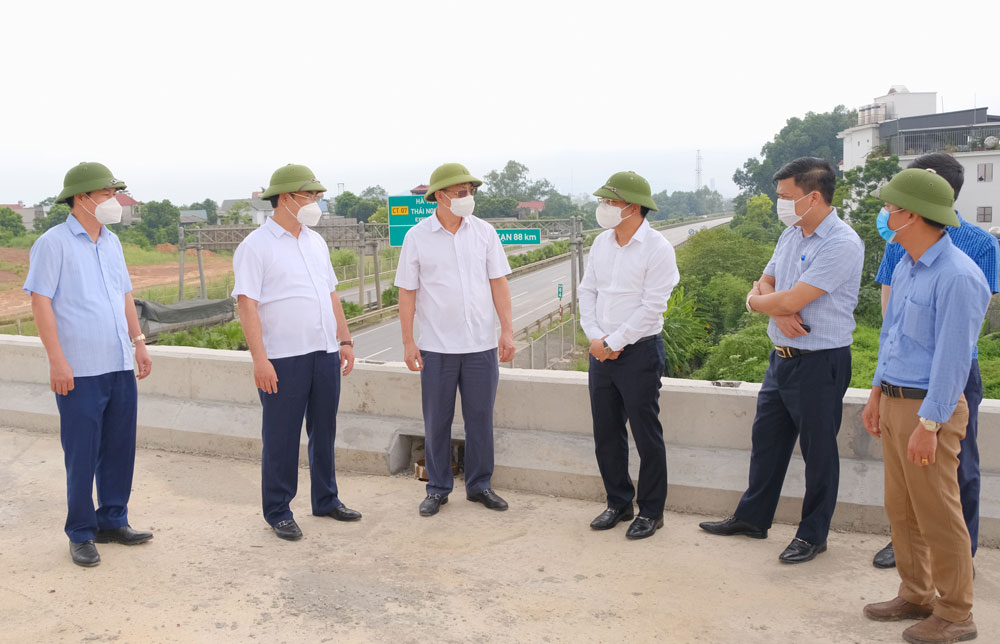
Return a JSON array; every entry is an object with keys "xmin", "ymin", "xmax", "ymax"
[
  {"xmin": 497, "ymin": 228, "xmax": 541, "ymax": 245},
  {"xmin": 388, "ymin": 195, "xmax": 436, "ymax": 247},
  {"xmin": 557, "ymin": 283, "xmax": 563, "ymax": 299}
]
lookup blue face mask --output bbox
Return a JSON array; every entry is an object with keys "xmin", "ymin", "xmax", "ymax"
[{"xmin": 876, "ymin": 207, "xmax": 909, "ymax": 243}]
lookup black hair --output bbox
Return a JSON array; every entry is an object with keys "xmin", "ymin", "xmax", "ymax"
[
  {"xmin": 772, "ymin": 157, "xmax": 836, "ymax": 205},
  {"xmin": 640, "ymin": 206, "xmax": 650, "ymax": 217},
  {"xmin": 908, "ymin": 153, "xmax": 964, "ymax": 198},
  {"xmin": 919, "ymin": 216, "xmax": 946, "ymax": 230},
  {"xmin": 267, "ymin": 195, "xmax": 279, "ymax": 208},
  {"xmin": 65, "ymin": 197, "xmax": 74, "ymax": 208}
]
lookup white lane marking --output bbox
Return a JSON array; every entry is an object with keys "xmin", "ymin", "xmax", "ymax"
[
  {"xmin": 354, "ymin": 321, "xmax": 399, "ymax": 339},
  {"xmin": 513, "ymin": 299, "xmax": 562, "ymax": 324},
  {"xmin": 362, "ymin": 346, "xmax": 393, "ymax": 360},
  {"xmin": 511, "ymin": 292, "xmax": 529, "ymax": 301}
]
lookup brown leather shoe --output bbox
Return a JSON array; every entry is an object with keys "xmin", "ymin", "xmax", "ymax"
[
  {"xmin": 863, "ymin": 596, "xmax": 935, "ymax": 622},
  {"xmin": 902, "ymin": 614, "xmax": 977, "ymax": 644}
]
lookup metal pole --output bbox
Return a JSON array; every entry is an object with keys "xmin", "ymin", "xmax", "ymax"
[
  {"xmin": 178, "ymin": 226, "xmax": 186, "ymax": 303},
  {"xmin": 576, "ymin": 216, "xmax": 585, "ymax": 281},
  {"xmin": 357, "ymin": 222, "xmax": 366, "ymax": 309},
  {"xmin": 372, "ymin": 240, "xmax": 383, "ymax": 310},
  {"xmin": 570, "ymin": 218, "xmax": 579, "ymax": 320},
  {"xmin": 196, "ymin": 244, "xmax": 206, "ymax": 299}
]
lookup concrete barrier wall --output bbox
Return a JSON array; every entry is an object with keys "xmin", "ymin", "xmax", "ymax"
[{"xmin": 2, "ymin": 335, "xmax": 997, "ymax": 472}]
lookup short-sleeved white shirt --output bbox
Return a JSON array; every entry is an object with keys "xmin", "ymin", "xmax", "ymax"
[
  {"xmin": 394, "ymin": 214, "xmax": 511, "ymax": 354},
  {"xmin": 232, "ymin": 217, "xmax": 340, "ymax": 359}
]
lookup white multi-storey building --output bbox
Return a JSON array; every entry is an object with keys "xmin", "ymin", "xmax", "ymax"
[{"xmin": 839, "ymin": 86, "xmax": 1000, "ymax": 230}]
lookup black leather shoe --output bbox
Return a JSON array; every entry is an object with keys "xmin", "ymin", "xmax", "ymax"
[
  {"xmin": 873, "ymin": 541, "xmax": 896, "ymax": 569},
  {"xmin": 779, "ymin": 538, "xmax": 827, "ymax": 564},
  {"xmin": 625, "ymin": 516, "xmax": 664, "ymax": 540},
  {"xmin": 467, "ymin": 489, "xmax": 508, "ymax": 511},
  {"xmin": 95, "ymin": 525, "xmax": 153, "ymax": 545},
  {"xmin": 699, "ymin": 515, "xmax": 768, "ymax": 539},
  {"xmin": 419, "ymin": 494, "xmax": 448, "ymax": 516},
  {"xmin": 590, "ymin": 505, "xmax": 635, "ymax": 530},
  {"xmin": 325, "ymin": 506, "xmax": 362, "ymax": 522},
  {"xmin": 272, "ymin": 519, "xmax": 302, "ymax": 541},
  {"xmin": 70, "ymin": 540, "xmax": 100, "ymax": 567}
]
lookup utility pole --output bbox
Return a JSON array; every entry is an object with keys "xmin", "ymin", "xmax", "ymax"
[
  {"xmin": 357, "ymin": 222, "xmax": 366, "ymax": 308},
  {"xmin": 570, "ymin": 216, "xmax": 581, "ymax": 319},
  {"xmin": 177, "ymin": 225, "xmax": 185, "ymax": 303},
  {"xmin": 372, "ymin": 238, "xmax": 382, "ymax": 310},
  {"xmin": 695, "ymin": 149, "xmax": 703, "ymax": 191}
]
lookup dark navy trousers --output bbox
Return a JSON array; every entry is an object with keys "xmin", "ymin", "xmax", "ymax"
[
  {"xmin": 960, "ymin": 359, "xmax": 982, "ymax": 557},
  {"xmin": 588, "ymin": 336, "xmax": 667, "ymax": 519},
  {"xmin": 734, "ymin": 347, "xmax": 851, "ymax": 545},
  {"xmin": 258, "ymin": 350, "xmax": 342, "ymax": 526},
  {"xmin": 420, "ymin": 348, "xmax": 499, "ymax": 496},
  {"xmin": 55, "ymin": 370, "xmax": 138, "ymax": 543}
]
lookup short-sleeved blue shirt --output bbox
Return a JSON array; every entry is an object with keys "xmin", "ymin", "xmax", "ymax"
[
  {"xmin": 763, "ymin": 209, "xmax": 865, "ymax": 350},
  {"xmin": 23, "ymin": 215, "xmax": 134, "ymax": 377}
]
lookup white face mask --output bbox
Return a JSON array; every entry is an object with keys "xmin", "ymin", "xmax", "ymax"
[
  {"xmin": 776, "ymin": 192, "xmax": 814, "ymax": 227},
  {"xmin": 446, "ymin": 194, "xmax": 475, "ymax": 218},
  {"xmin": 285, "ymin": 194, "xmax": 323, "ymax": 226},
  {"xmin": 596, "ymin": 201, "xmax": 633, "ymax": 229},
  {"xmin": 87, "ymin": 193, "xmax": 123, "ymax": 225}
]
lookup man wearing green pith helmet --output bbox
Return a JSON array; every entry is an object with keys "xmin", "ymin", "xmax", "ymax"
[
  {"xmin": 394, "ymin": 162, "xmax": 516, "ymax": 517},
  {"xmin": 232, "ymin": 164, "xmax": 360, "ymax": 542}
]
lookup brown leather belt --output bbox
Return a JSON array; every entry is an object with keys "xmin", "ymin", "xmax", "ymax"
[
  {"xmin": 774, "ymin": 346, "xmax": 814, "ymax": 359},
  {"xmin": 880, "ymin": 381, "xmax": 928, "ymax": 399}
]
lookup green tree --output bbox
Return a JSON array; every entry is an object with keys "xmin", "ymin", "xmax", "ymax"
[
  {"xmin": 675, "ymin": 226, "xmax": 775, "ymax": 289},
  {"xmin": 732, "ymin": 106, "xmax": 855, "ymax": 214},
  {"xmin": 335, "ymin": 191, "xmax": 360, "ymax": 218},
  {"xmin": 661, "ymin": 286, "xmax": 709, "ymax": 376},
  {"xmin": 481, "ymin": 160, "xmax": 554, "ymax": 201},
  {"xmin": 0, "ymin": 207, "xmax": 27, "ymax": 237},
  {"xmin": 360, "ymin": 185, "xmax": 388, "ymax": 201},
  {"xmin": 700, "ymin": 273, "xmax": 753, "ymax": 339},
  {"xmin": 731, "ymin": 194, "xmax": 781, "ymax": 242},
  {"xmin": 693, "ymin": 318, "xmax": 773, "ymax": 382},
  {"xmin": 139, "ymin": 200, "xmax": 181, "ymax": 244},
  {"xmin": 220, "ymin": 200, "xmax": 252, "ymax": 226},
  {"xmin": 368, "ymin": 204, "xmax": 388, "ymax": 224},
  {"xmin": 195, "ymin": 198, "xmax": 219, "ymax": 225},
  {"xmin": 475, "ymin": 196, "xmax": 518, "ymax": 219},
  {"xmin": 33, "ymin": 203, "xmax": 71, "ymax": 232}
]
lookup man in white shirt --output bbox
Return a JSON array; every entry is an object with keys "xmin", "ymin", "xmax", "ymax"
[
  {"xmin": 394, "ymin": 162, "xmax": 516, "ymax": 517},
  {"xmin": 579, "ymin": 171, "xmax": 679, "ymax": 540},
  {"xmin": 232, "ymin": 164, "xmax": 359, "ymax": 541}
]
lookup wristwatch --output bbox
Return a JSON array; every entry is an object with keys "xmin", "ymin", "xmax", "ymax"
[
  {"xmin": 745, "ymin": 293, "xmax": 755, "ymax": 313},
  {"xmin": 131, "ymin": 333, "xmax": 146, "ymax": 346},
  {"xmin": 340, "ymin": 340, "xmax": 354, "ymax": 347},
  {"xmin": 601, "ymin": 340, "xmax": 614, "ymax": 355},
  {"xmin": 919, "ymin": 417, "xmax": 941, "ymax": 432}
]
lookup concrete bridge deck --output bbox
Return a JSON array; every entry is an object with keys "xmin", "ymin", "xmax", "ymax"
[{"xmin": 3, "ymin": 428, "xmax": 999, "ymax": 644}]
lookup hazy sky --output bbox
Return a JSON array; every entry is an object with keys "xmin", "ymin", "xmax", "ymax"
[{"xmin": 3, "ymin": 0, "xmax": 998, "ymax": 206}]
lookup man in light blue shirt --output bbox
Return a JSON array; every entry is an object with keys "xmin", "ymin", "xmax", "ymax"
[
  {"xmin": 23, "ymin": 162, "xmax": 153, "ymax": 567},
  {"xmin": 871, "ymin": 153, "xmax": 999, "ymax": 569},
  {"xmin": 861, "ymin": 169, "xmax": 988, "ymax": 643},
  {"xmin": 700, "ymin": 157, "xmax": 864, "ymax": 564}
]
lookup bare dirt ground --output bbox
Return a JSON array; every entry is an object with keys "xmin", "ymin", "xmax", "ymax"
[
  {"xmin": 2, "ymin": 427, "xmax": 998, "ymax": 644},
  {"xmin": 0, "ymin": 249, "xmax": 234, "ymax": 319}
]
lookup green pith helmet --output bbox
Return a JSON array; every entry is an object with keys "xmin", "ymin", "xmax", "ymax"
[
  {"xmin": 593, "ymin": 171, "xmax": 658, "ymax": 211},
  {"xmin": 873, "ymin": 168, "xmax": 959, "ymax": 227},
  {"xmin": 424, "ymin": 163, "xmax": 482, "ymax": 203},
  {"xmin": 260, "ymin": 164, "xmax": 327, "ymax": 199},
  {"xmin": 55, "ymin": 162, "xmax": 127, "ymax": 204}
]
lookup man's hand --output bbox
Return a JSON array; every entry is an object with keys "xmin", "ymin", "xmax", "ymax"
[
  {"xmin": 589, "ymin": 337, "xmax": 609, "ymax": 362},
  {"xmin": 774, "ymin": 313, "xmax": 809, "ymax": 338},
  {"xmin": 498, "ymin": 332, "xmax": 516, "ymax": 363},
  {"xmin": 49, "ymin": 356, "xmax": 74, "ymax": 396},
  {"xmin": 404, "ymin": 341, "xmax": 423, "ymax": 372},
  {"xmin": 862, "ymin": 388, "xmax": 881, "ymax": 438},
  {"xmin": 340, "ymin": 344, "xmax": 355, "ymax": 376},
  {"xmin": 254, "ymin": 357, "xmax": 279, "ymax": 394},
  {"xmin": 134, "ymin": 343, "xmax": 152, "ymax": 380},
  {"xmin": 605, "ymin": 350, "xmax": 622, "ymax": 361},
  {"xmin": 908, "ymin": 424, "xmax": 938, "ymax": 466}
]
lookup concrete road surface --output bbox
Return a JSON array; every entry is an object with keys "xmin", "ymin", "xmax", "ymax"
[{"xmin": 348, "ymin": 217, "xmax": 731, "ymax": 363}]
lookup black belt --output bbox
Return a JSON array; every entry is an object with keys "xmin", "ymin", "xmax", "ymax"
[
  {"xmin": 880, "ymin": 381, "xmax": 928, "ymax": 400},
  {"xmin": 774, "ymin": 346, "xmax": 814, "ymax": 359}
]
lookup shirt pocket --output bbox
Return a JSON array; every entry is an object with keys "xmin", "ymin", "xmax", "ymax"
[{"xmin": 901, "ymin": 301, "xmax": 935, "ymax": 349}]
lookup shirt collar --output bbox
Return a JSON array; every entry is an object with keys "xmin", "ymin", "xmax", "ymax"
[
  {"xmin": 429, "ymin": 213, "xmax": 467, "ymax": 234},
  {"xmin": 264, "ymin": 216, "xmax": 293, "ymax": 239},
  {"xmin": 916, "ymin": 233, "xmax": 953, "ymax": 267},
  {"xmin": 67, "ymin": 214, "xmax": 104, "ymax": 241},
  {"xmin": 809, "ymin": 208, "xmax": 839, "ymax": 238},
  {"xmin": 619, "ymin": 218, "xmax": 651, "ymax": 246}
]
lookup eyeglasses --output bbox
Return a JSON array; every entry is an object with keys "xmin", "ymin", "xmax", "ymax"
[
  {"xmin": 291, "ymin": 192, "xmax": 323, "ymax": 203},
  {"xmin": 444, "ymin": 186, "xmax": 478, "ymax": 198}
]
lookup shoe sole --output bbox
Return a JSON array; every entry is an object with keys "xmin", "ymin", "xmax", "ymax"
[
  {"xmin": 326, "ymin": 514, "xmax": 363, "ymax": 522},
  {"xmin": 902, "ymin": 631, "xmax": 977, "ymax": 644},
  {"xmin": 72, "ymin": 557, "xmax": 101, "ymax": 567},
  {"xmin": 466, "ymin": 497, "xmax": 508, "ymax": 511},
  {"xmin": 590, "ymin": 513, "xmax": 635, "ymax": 530},
  {"xmin": 863, "ymin": 608, "xmax": 934, "ymax": 622},
  {"xmin": 699, "ymin": 526, "xmax": 768, "ymax": 539},
  {"xmin": 273, "ymin": 531, "xmax": 302, "ymax": 541},
  {"xmin": 95, "ymin": 534, "xmax": 153, "ymax": 545},
  {"xmin": 779, "ymin": 543, "xmax": 827, "ymax": 564},
  {"xmin": 873, "ymin": 560, "xmax": 897, "ymax": 569},
  {"xmin": 420, "ymin": 497, "xmax": 448, "ymax": 517}
]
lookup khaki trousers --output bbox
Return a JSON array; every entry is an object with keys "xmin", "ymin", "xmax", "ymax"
[{"xmin": 880, "ymin": 395, "xmax": 973, "ymax": 622}]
